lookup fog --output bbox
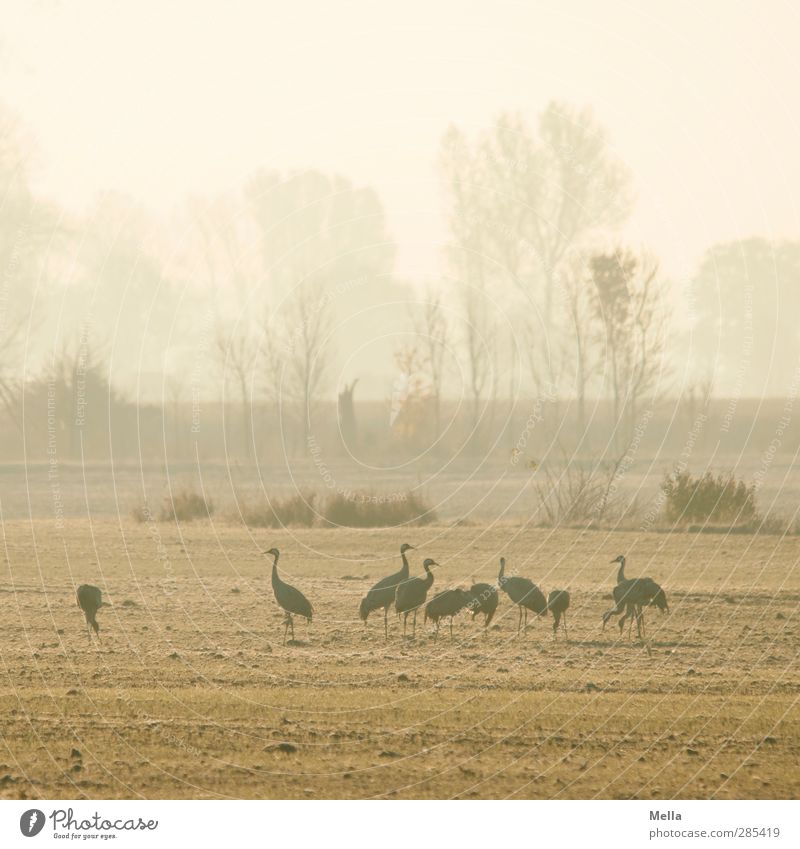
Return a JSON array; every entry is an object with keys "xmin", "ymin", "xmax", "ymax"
[{"xmin": 1, "ymin": 1, "xmax": 799, "ymax": 523}]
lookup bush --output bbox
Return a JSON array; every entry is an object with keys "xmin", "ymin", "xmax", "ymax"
[
  {"xmin": 242, "ymin": 492, "xmax": 316, "ymax": 528},
  {"xmin": 322, "ymin": 490, "xmax": 436, "ymax": 528},
  {"xmin": 131, "ymin": 504, "xmax": 152, "ymax": 523},
  {"xmin": 662, "ymin": 471, "xmax": 757, "ymax": 525},
  {"xmin": 159, "ymin": 488, "xmax": 214, "ymax": 522}
]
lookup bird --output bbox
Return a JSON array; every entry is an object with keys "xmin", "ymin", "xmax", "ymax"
[
  {"xmin": 547, "ymin": 589, "xmax": 571, "ymax": 641},
  {"xmin": 498, "ymin": 557, "xmax": 547, "ymax": 633},
  {"xmin": 425, "ymin": 588, "xmax": 469, "ymax": 639},
  {"xmin": 76, "ymin": 584, "xmax": 104, "ymax": 641},
  {"xmin": 615, "ymin": 583, "xmax": 669, "ymax": 638},
  {"xmin": 603, "ymin": 556, "xmax": 667, "ymax": 639},
  {"xmin": 265, "ymin": 548, "xmax": 313, "ymax": 645},
  {"xmin": 358, "ymin": 543, "xmax": 415, "ymax": 638},
  {"xmin": 395, "ymin": 558, "xmax": 438, "ymax": 638},
  {"xmin": 465, "ymin": 582, "xmax": 499, "ymax": 631}
]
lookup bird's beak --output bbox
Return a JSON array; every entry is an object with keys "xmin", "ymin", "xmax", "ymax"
[{"xmin": 609, "ymin": 558, "xmax": 617, "ymax": 564}]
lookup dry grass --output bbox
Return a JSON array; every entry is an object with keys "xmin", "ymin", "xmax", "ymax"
[
  {"xmin": 241, "ymin": 492, "xmax": 317, "ymax": 528},
  {"xmin": 322, "ymin": 490, "xmax": 436, "ymax": 527},
  {"xmin": 0, "ymin": 519, "xmax": 798, "ymax": 800},
  {"xmin": 158, "ymin": 488, "xmax": 214, "ymax": 522}
]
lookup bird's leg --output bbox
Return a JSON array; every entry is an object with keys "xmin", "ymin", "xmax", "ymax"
[
  {"xmin": 290, "ymin": 615, "xmax": 295, "ymax": 642},
  {"xmin": 283, "ymin": 617, "xmax": 289, "ymax": 645},
  {"xmin": 517, "ymin": 605, "xmax": 522, "ymax": 634},
  {"xmin": 563, "ymin": 613, "xmax": 568, "ymax": 642},
  {"xmin": 449, "ymin": 617, "xmax": 454, "ymax": 640},
  {"xmin": 524, "ymin": 608, "xmax": 529, "ymax": 632},
  {"xmin": 403, "ymin": 612, "xmax": 408, "ymax": 637},
  {"xmin": 412, "ymin": 609, "xmax": 417, "ymax": 638},
  {"xmin": 384, "ymin": 607, "xmax": 388, "ymax": 640}
]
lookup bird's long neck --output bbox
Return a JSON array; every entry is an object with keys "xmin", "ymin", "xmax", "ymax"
[
  {"xmin": 271, "ymin": 555, "xmax": 280, "ymax": 586},
  {"xmin": 423, "ymin": 562, "xmax": 434, "ymax": 587},
  {"xmin": 617, "ymin": 558, "xmax": 626, "ymax": 583},
  {"xmin": 400, "ymin": 548, "xmax": 410, "ymax": 577},
  {"xmin": 498, "ymin": 560, "xmax": 505, "ymax": 582}
]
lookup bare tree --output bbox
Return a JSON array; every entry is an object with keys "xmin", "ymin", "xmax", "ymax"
[
  {"xmin": 280, "ymin": 282, "xmax": 334, "ymax": 449},
  {"xmin": 440, "ymin": 127, "xmax": 496, "ymax": 435},
  {"xmin": 590, "ymin": 249, "xmax": 669, "ymax": 445},
  {"xmin": 451, "ymin": 104, "xmax": 632, "ymax": 324},
  {"xmin": 562, "ymin": 257, "xmax": 597, "ymax": 439},
  {"xmin": 213, "ymin": 322, "xmax": 257, "ymax": 459},
  {"xmin": 411, "ymin": 286, "xmax": 450, "ymax": 441},
  {"xmin": 0, "ymin": 109, "xmax": 56, "ymax": 427}
]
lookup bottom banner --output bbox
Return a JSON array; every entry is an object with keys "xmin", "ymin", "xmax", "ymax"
[{"xmin": 1, "ymin": 799, "xmax": 796, "ymax": 847}]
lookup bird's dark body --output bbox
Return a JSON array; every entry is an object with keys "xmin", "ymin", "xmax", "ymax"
[
  {"xmin": 272, "ymin": 571, "xmax": 314, "ymax": 620},
  {"xmin": 498, "ymin": 558, "xmax": 547, "ymax": 632},
  {"xmin": 425, "ymin": 588, "xmax": 469, "ymax": 637},
  {"xmin": 76, "ymin": 584, "xmax": 103, "ymax": 638},
  {"xmin": 466, "ymin": 582, "xmax": 499, "ymax": 627},
  {"xmin": 547, "ymin": 589, "xmax": 570, "ymax": 639}
]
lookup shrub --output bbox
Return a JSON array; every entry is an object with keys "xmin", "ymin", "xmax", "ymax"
[
  {"xmin": 322, "ymin": 490, "xmax": 436, "ymax": 528},
  {"xmin": 241, "ymin": 492, "xmax": 316, "ymax": 528},
  {"xmin": 661, "ymin": 471, "xmax": 757, "ymax": 525},
  {"xmin": 159, "ymin": 488, "xmax": 214, "ymax": 522},
  {"xmin": 131, "ymin": 504, "xmax": 152, "ymax": 523}
]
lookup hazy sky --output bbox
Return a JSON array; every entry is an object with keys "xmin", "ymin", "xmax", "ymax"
[{"xmin": 3, "ymin": 0, "xmax": 799, "ymax": 286}]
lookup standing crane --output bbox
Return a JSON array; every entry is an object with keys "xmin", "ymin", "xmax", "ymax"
[
  {"xmin": 425, "ymin": 588, "xmax": 469, "ymax": 640},
  {"xmin": 358, "ymin": 543, "xmax": 415, "ymax": 638},
  {"xmin": 265, "ymin": 548, "xmax": 313, "ymax": 645},
  {"xmin": 395, "ymin": 558, "xmax": 438, "ymax": 638},
  {"xmin": 547, "ymin": 589, "xmax": 571, "ymax": 641},
  {"xmin": 465, "ymin": 582, "xmax": 499, "ymax": 631},
  {"xmin": 603, "ymin": 555, "xmax": 668, "ymax": 639},
  {"xmin": 76, "ymin": 584, "xmax": 105, "ymax": 641},
  {"xmin": 498, "ymin": 557, "xmax": 547, "ymax": 633}
]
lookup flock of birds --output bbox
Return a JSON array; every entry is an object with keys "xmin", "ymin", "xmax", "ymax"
[{"xmin": 76, "ymin": 546, "xmax": 669, "ymax": 646}]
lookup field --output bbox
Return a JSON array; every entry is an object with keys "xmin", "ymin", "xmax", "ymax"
[{"xmin": 1, "ymin": 518, "xmax": 798, "ymax": 800}]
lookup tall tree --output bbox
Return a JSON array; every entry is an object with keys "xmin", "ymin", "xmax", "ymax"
[
  {"xmin": 691, "ymin": 238, "xmax": 800, "ymax": 397},
  {"xmin": 590, "ymin": 248, "xmax": 668, "ymax": 444}
]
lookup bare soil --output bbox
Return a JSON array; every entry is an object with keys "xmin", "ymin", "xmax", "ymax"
[{"xmin": 1, "ymin": 519, "xmax": 798, "ymax": 799}]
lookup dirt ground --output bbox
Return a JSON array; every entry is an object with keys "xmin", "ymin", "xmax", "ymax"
[{"xmin": 0, "ymin": 518, "xmax": 798, "ymax": 799}]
